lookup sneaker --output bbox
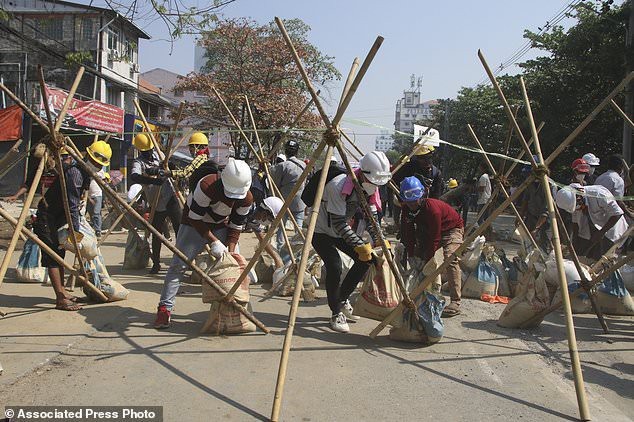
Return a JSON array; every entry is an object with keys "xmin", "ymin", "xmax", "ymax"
[
  {"xmin": 329, "ymin": 312, "xmax": 350, "ymax": 333},
  {"xmin": 154, "ymin": 305, "xmax": 171, "ymax": 329},
  {"xmin": 341, "ymin": 300, "xmax": 360, "ymax": 321},
  {"xmin": 149, "ymin": 263, "xmax": 161, "ymax": 274}
]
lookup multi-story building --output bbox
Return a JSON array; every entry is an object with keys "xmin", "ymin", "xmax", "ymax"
[
  {"xmin": 394, "ymin": 74, "xmax": 437, "ymax": 133},
  {"xmin": 375, "ymin": 130, "xmax": 393, "ymax": 152}
]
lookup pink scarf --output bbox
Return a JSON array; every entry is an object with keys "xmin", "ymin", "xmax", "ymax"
[{"xmin": 341, "ymin": 168, "xmax": 382, "ymax": 212}]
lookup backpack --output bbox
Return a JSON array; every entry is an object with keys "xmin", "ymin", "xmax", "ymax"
[
  {"xmin": 301, "ymin": 165, "xmax": 346, "ymax": 207},
  {"xmin": 188, "ymin": 159, "xmax": 220, "ymax": 192}
]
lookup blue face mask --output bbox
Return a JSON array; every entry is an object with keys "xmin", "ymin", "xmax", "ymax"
[{"xmin": 62, "ymin": 157, "xmax": 76, "ymax": 170}]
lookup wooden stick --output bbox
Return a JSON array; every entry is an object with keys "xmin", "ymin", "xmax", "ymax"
[
  {"xmin": 339, "ymin": 58, "xmax": 359, "ymax": 108},
  {"xmin": 0, "ymin": 152, "xmax": 47, "ymax": 289},
  {"xmin": 0, "ymin": 139, "xmax": 23, "ymax": 169},
  {"xmin": 53, "ymin": 67, "xmax": 85, "ymax": 132},
  {"xmin": 591, "ymin": 224, "xmax": 634, "ymax": 274},
  {"xmin": 518, "ymin": 76, "xmax": 590, "ymax": 421},
  {"xmin": 271, "ymin": 143, "xmax": 335, "ymax": 422},
  {"xmin": 498, "ymin": 105, "xmax": 520, "ymax": 175},
  {"xmin": 64, "ymin": 146, "xmax": 269, "ymax": 333},
  {"xmin": 610, "ymin": 99, "xmax": 634, "ymax": 131},
  {"xmin": 167, "ymin": 128, "xmax": 195, "ymax": 161},
  {"xmin": 37, "ymin": 66, "xmax": 56, "ymax": 135},
  {"xmin": 0, "ymin": 83, "xmax": 49, "ymax": 130},
  {"xmin": 390, "ymin": 126, "xmax": 434, "ymax": 176}
]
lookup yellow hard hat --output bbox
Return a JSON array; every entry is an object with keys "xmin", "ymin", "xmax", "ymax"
[
  {"xmin": 189, "ymin": 132, "xmax": 208, "ymax": 146},
  {"xmin": 59, "ymin": 146, "xmax": 70, "ymax": 156},
  {"xmin": 86, "ymin": 140, "xmax": 112, "ymax": 166},
  {"xmin": 133, "ymin": 133, "xmax": 153, "ymax": 151},
  {"xmin": 448, "ymin": 178, "xmax": 458, "ymax": 189},
  {"xmin": 414, "ymin": 144, "xmax": 435, "ymax": 156}
]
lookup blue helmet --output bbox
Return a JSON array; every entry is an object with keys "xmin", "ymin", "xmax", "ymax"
[{"xmin": 400, "ymin": 176, "xmax": 426, "ymax": 202}]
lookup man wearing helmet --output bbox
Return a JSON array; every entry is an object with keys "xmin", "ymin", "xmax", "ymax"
[
  {"xmin": 399, "ymin": 176, "xmax": 464, "ymax": 317},
  {"xmin": 518, "ymin": 156, "xmax": 550, "ymax": 252},
  {"xmin": 154, "ymin": 158, "xmax": 253, "ymax": 328},
  {"xmin": 145, "ymin": 132, "xmax": 210, "ymax": 181},
  {"xmin": 131, "ymin": 133, "xmax": 182, "ymax": 274},
  {"xmin": 33, "ymin": 141, "xmax": 112, "ymax": 311},
  {"xmin": 582, "ymin": 153, "xmax": 600, "ymax": 184},
  {"xmin": 392, "ymin": 144, "xmax": 444, "ymax": 199},
  {"xmin": 312, "ymin": 151, "xmax": 392, "ymax": 333},
  {"xmin": 270, "ymin": 139, "xmax": 307, "ymax": 253},
  {"xmin": 245, "ymin": 196, "xmax": 285, "ymax": 269},
  {"xmin": 571, "ymin": 158, "xmax": 590, "ymax": 185}
]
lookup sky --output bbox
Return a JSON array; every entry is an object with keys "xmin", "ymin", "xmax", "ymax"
[{"xmin": 87, "ymin": 0, "xmax": 588, "ymax": 152}]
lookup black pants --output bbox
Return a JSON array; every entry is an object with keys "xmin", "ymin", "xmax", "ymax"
[
  {"xmin": 33, "ymin": 211, "xmax": 64, "ymax": 268},
  {"xmin": 151, "ymin": 197, "xmax": 182, "ymax": 265},
  {"xmin": 312, "ymin": 233, "xmax": 371, "ymax": 315}
]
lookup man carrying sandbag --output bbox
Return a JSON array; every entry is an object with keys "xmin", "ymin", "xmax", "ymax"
[
  {"xmin": 312, "ymin": 151, "xmax": 392, "ymax": 333},
  {"xmin": 154, "ymin": 158, "xmax": 253, "ymax": 329},
  {"xmin": 33, "ymin": 141, "xmax": 111, "ymax": 311},
  {"xmin": 399, "ymin": 176, "xmax": 464, "ymax": 317}
]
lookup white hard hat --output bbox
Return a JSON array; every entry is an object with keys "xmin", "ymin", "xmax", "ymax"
[
  {"xmin": 359, "ymin": 151, "xmax": 391, "ymax": 186},
  {"xmin": 221, "ymin": 158, "xmax": 252, "ymax": 199},
  {"xmin": 555, "ymin": 185, "xmax": 579, "ymax": 214},
  {"xmin": 582, "ymin": 153, "xmax": 600, "ymax": 166},
  {"xmin": 261, "ymin": 196, "xmax": 284, "ymax": 218},
  {"xmin": 276, "ymin": 153, "xmax": 286, "ymax": 162},
  {"xmin": 330, "ymin": 155, "xmax": 339, "ymax": 162}
]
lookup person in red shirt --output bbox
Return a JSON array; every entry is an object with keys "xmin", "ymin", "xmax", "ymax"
[{"xmin": 399, "ymin": 176, "xmax": 464, "ymax": 317}]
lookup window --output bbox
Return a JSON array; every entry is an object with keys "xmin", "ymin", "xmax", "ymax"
[
  {"xmin": 124, "ymin": 40, "xmax": 135, "ymax": 61},
  {"xmin": 81, "ymin": 17, "xmax": 94, "ymax": 40},
  {"xmin": 106, "ymin": 87, "xmax": 119, "ymax": 106},
  {"xmin": 107, "ymin": 28, "xmax": 119, "ymax": 52},
  {"xmin": 37, "ymin": 18, "xmax": 63, "ymax": 41}
]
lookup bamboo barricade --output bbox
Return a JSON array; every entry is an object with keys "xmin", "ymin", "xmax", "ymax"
[
  {"xmin": 0, "ymin": 139, "xmax": 23, "ymax": 174},
  {"xmin": 610, "ymin": 99, "xmax": 634, "ymax": 130}
]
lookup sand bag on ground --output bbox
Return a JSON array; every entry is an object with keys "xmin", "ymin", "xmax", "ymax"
[
  {"xmin": 83, "ymin": 254, "xmax": 129, "ymax": 302},
  {"xmin": 390, "ymin": 249, "xmax": 445, "ymax": 344},
  {"xmin": 462, "ymin": 249, "xmax": 499, "ymax": 299},
  {"xmin": 270, "ymin": 259, "xmax": 318, "ymax": 298},
  {"xmin": 551, "ymin": 282, "xmax": 593, "ymax": 314},
  {"xmin": 353, "ymin": 250, "xmax": 403, "ymax": 322},
  {"xmin": 201, "ymin": 252, "xmax": 255, "ymax": 335},
  {"xmin": 122, "ymin": 231, "xmax": 150, "ymax": 270},
  {"xmin": 596, "ymin": 270, "xmax": 634, "ymax": 315},
  {"xmin": 490, "ymin": 249, "xmax": 514, "ymax": 298},
  {"xmin": 16, "ymin": 238, "xmax": 46, "ymax": 283},
  {"xmin": 498, "ymin": 251, "xmax": 550, "ymax": 328},
  {"xmin": 254, "ymin": 252, "xmax": 276, "ymax": 285},
  {"xmin": 460, "ymin": 235, "xmax": 485, "ymax": 272},
  {"xmin": 620, "ymin": 264, "xmax": 634, "ymax": 293}
]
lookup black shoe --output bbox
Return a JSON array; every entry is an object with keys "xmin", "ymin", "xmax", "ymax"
[{"xmin": 149, "ymin": 263, "xmax": 161, "ymax": 274}]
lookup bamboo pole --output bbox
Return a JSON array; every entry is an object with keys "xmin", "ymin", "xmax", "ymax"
[
  {"xmin": 610, "ymin": 99, "xmax": 634, "ymax": 131},
  {"xmin": 339, "ymin": 58, "xmax": 359, "ymax": 108},
  {"xmin": 0, "ymin": 139, "xmax": 23, "ymax": 170},
  {"xmin": 466, "ymin": 125, "xmax": 540, "ymax": 252},
  {"xmin": 271, "ymin": 143, "xmax": 335, "ymax": 421},
  {"xmin": 64, "ymin": 146, "xmax": 269, "ymax": 333},
  {"xmin": 0, "ymin": 83, "xmax": 49, "ymax": 131},
  {"xmin": 53, "ymin": 67, "xmax": 85, "ymax": 132},
  {"xmin": 390, "ymin": 126, "xmax": 434, "ymax": 176},
  {"xmin": 166, "ymin": 128, "xmax": 195, "ymax": 161},
  {"xmin": 518, "ymin": 76, "xmax": 590, "ymax": 421},
  {"xmin": 0, "ymin": 152, "xmax": 47, "ymax": 289},
  {"xmin": 591, "ymin": 224, "xmax": 634, "ymax": 274}
]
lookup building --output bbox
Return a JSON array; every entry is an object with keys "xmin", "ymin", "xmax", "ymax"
[
  {"xmin": 394, "ymin": 74, "xmax": 437, "ymax": 133},
  {"xmin": 375, "ymin": 130, "xmax": 393, "ymax": 152}
]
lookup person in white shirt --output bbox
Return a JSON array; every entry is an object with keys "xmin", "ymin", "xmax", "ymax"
[
  {"xmin": 555, "ymin": 183, "xmax": 629, "ymax": 259},
  {"xmin": 476, "ymin": 163, "xmax": 492, "ymax": 227},
  {"xmin": 87, "ymin": 169, "xmax": 108, "ymax": 237},
  {"xmin": 595, "ymin": 154, "xmax": 633, "ymax": 219}
]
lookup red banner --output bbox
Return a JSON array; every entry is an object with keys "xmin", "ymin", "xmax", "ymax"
[
  {"xmin": 0, "ymin": 105, "xmax": 23, "ymax": 141},
  {"xmin": 41, "ymin": 86, "xmax": 124, "ymax": 133}
]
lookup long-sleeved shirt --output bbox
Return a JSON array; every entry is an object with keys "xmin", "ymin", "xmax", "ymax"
[
  {"xmin": 171, "ymin": 153, "xmax": 208, "ymax": 180},
  {"xmin": 36, "ymin": 163, "xmax": 88, "ymax": 232},
  {"xmin": 401, "ymin": 198, "xmax": 463, "ymax": 261},
  {"xmin": 182, "ymin": 173, "xmax": 253, "ymax": 245},
  {"xmin": 393, "ymin": 162, "xmax": 443, "ymax": 199},
  {"xmin": 130, "ymin": 151, "xmax": 175, "ymax": 212},
  {"xmin": 270, "ymin": 156, "xmax": 307, "ymax": 212}
]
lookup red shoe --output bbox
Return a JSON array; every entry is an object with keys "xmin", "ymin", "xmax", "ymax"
[{"xmin": 154, "ymin": 305, "xmax": 171, "ymax": 329}]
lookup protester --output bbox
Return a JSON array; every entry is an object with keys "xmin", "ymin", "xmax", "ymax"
[
  {"xmin": 582, "ymin": 153, "xmax": 600, "ymax": 184},
  {"xmin": 87, "ymin": 169, "xmax": 108, "ymax": 238},
  {"xmin": 33, "ymin": 141, "xmax": 111, "ymax": 311},
  {"xmin": 555, "ymin": 183, "xmax": 629, "ymax": 259},
  {"xmin": 399, "ymin": 176, "xmax": 464, "ymax": 317},
  {"xmin": 447, "ymin": 178, "xmax": 458, "ymax": 190},
  {"xmin": 270, "ymin": 139, "xmax": 307, "ymax": 251},
  {"xmin": 476, "ymin": 162, "xmax": 492, "ymax": 227},
  {"xmin": 245, "ymin": 196, "xmax": 285, "ymax": 269},
  {"xmin": 393, "ymin": 144, "xmax": 443, "ymax": 199},
  {"xmin": 146, "ymin": 132, "xmax": 209, "ymax": 181},
  {"xmin": 275, "ymin": 153, "xmax": 286, "ymax": 164},
  {"xmin": 154, "ymin": 158, "xmax": 253, "ymax": 328},
  {"xmin": 312, "ymin": 151, "xmax": 391, "ymax": 333},
  {"xmin": 571, "ymin": 158, "xmax": 590, "ymax": 185},
  {"xmin": 595, "ymin": 154, "xmax": 633, "ymax": 218},
  {"xmin": 130, "ymin": 133, "xmax": 182, "ymax": 274},
  {"xmin": 518, "ymin": 159, "xmax": 550, "ymax": 252}
]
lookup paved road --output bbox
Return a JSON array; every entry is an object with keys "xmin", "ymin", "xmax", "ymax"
[{"xmin": 0, "ymin": 226, "xmax": 632, "ymax": 421}]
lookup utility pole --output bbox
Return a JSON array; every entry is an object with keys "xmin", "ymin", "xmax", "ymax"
[{"xmin": 624, "ymin": 0, "xmax": 634, "ymax": 163}]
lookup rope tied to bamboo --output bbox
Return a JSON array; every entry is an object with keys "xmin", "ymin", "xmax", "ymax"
[
  {"xmin": 322, "ymin": 127, "xmax": 340, "ymax": 147},
  {"xmin": 42, "ymin": 131, "xmax": 65, "ymax": 152},
  {"xmin": 532, "ymin": 164, "xmax": 550, "ymax": 179}
]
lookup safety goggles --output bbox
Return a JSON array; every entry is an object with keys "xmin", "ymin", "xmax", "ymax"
[{"xmin": 400, "ymin": 187, "xmax": 423, "ymax": 201}]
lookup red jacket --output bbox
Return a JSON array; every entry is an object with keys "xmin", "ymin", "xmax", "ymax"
[{"xmin": 401, "ymin": 198, "xmax": 463, "ymax": 260}]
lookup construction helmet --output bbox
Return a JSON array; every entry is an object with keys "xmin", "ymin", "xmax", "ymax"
[
  {"xmin": 261, "ymin": 196, "xmax": 284, "ymax": 219},
  {"xmin": 400, "ymin": 176, "xmax": 425, "ymax": 202},
  {"xmin": 221, "ymin": 158, "xmax": 252, "ymax": 199},
  {"xmin": 582, "ymin": 153, "xmax": 600, "ymax": 166},
  {"xmin": 571, "ymin": 158, "xmax": 590, "ymax": 173},
  {"xmin": 414, "ymin": 144, "xmax": 435, "ymax": 156},
  {"xmin": 59, "ymin": 146, "xmax": 70, "ymax": 156},
  {"xmin": 555, "ymin": 186, "xmax": 579, "ymax": 214},
  {"xmin": 360, "ymin": 151, "xmax": 391, "ymax": 186},
  {"xmin": 86, "ymin": 140, "xmax": 112, "ymax": 166},
  {"xmin": 447, "ymin": 178, "xmax": 458, "ymax": 189},
  {"xmin": 189, "ymin": 132, "xmax": 208, "ymax": 146},
  {"xmin": 285, "ymin": 139, "xmax": 300, "ymax": 156},
  {"xmin": 133, "ymin": 133, "xmax": 153, "ymax": 151}
]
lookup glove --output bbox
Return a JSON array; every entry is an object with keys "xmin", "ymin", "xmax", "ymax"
[
  {"xmin": 150, "ymin": 176, "xmax": 166, "ymax": 186},
  {"xmin": 145, "ymin": 166, "xmax": 161, "ymax": 176},
  {"xmin": 354, "ymin": 243, "xmax": 373, "ymax": 262},
  {"xmin": 209, "ymin": 240, "xmax": 228, "ymax": 259}
]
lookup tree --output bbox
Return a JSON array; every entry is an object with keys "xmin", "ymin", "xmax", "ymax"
[{"xmin": 175, "ymin": 17, "xmax": 341, "ymax": 160}]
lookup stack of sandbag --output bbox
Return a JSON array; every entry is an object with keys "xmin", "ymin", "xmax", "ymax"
[
  {"xmin": 84, "ymin": 254, "xmax": 129, "ymax": 302},
  {"xmin": 498, "ymin": 250, "xmax": 550, "ymax": 328},
  {"xmin": 268, "ymin": 256, "xmax": 319, "ymax": 299},
  {"xmin": 490, "ymin": 249, "xmax": 518, "ymax": 298},
  {"xmin": 390, "ymin": 248, "xmax": 446, "ymax": 344},
  {"xmin": 460, "ymin": 235, "xmax": 486, "ymax": 272},
  {"xmin": 353, "ymin": 250, "xmax": 403, "ymax": 322},
  {"xmin": 461, "ymin": 245, "xmax": 499, "ymax": 298},
  {"xmin": 16, "ymin": 238, "xmax": 46, "ymax": 283},
  {"xmin": 122, "ymin": 230, "xmax": 150, "ymax": 270},
  {"xmin": 201, "ymin": 252, "xmax": 255, "ymax": 334}
]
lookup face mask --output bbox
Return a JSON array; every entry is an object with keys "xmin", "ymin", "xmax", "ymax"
[
  {"xmin": 87, "ymin": 160, "xmax": 102, "ymax": 172},
  {"xmin": 588, "ymin": 167, "xmax": 595, "ymax": 176},
  {"xmin": 361, "ymin": 182, "xmax": 377, "ymax": 195},
  {"xmin": 575, "ymin": 174, "xmax": 586, "ymax": 183},
  {"xmin": 140, "ymin": 150, "xmax": 154, "ymax": 160},
  {"xmin": 62, "ymin": 157, "xmax": 76, "ymax": 170}
]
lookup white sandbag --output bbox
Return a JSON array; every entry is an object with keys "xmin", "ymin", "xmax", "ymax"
[
  {"xmin": 353, "ymin": 250, "xmax": 403, "ymax": 322},
  {"xmin": 84, "ymin": 254, "xmax": 129, "ymax": 302},
  {"xmin": 270, "ymin": 262, "xmax": 316, "ymax": 298},
  {"xmin": 462, "ymin": 254, "xmax": 499, "ymax": 299},
  {"xmin": 544, "ymin": 257, "xmax": 592, "ymax": 289},
  {"xmin": 460, "ymin": 235, "xmax": 485, "ymax": 272},
  {"xmin": 122, "ymin": 231, "xmax": 150, "ymax": 270},
  {"xmin": 621, "ymin": 264, "xmax": 634, "ymax": 293},
  {"xmin": 15, "ymin": 238, "xmax": 46, "ymax": 283},
  {"xmin": 57, "ymin": 217, "xmax": 99, "ymax": 259}
]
